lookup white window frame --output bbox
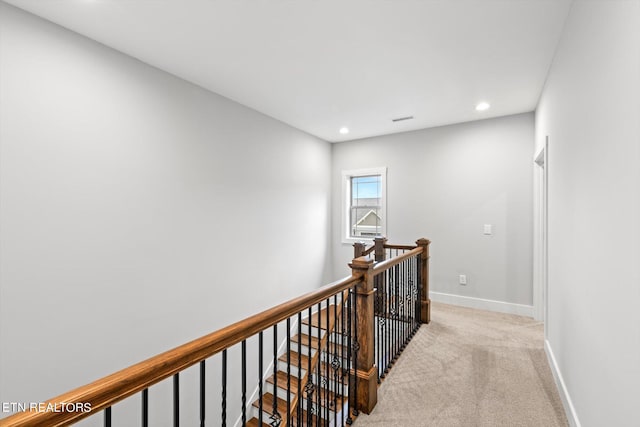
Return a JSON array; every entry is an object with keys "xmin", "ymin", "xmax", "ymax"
[{"xmin": 341, "ymin": 167, "xmax": 387, "ymax": 244}]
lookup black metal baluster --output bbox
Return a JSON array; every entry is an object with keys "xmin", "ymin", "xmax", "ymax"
[
  {"xmin": 406, "ymin": 259, "xmax": 410, "ymax": 343},
  {"xmin": 325, "ymin": 297, "xmax": 331, "ymax": 425},
  {"xmin": 415, "ymin": 255, "xmax": 420, "ymax": 333},
  {"xmin": 407, "ymin": 257, "xmax": 415, "ymax": 332},
  {"xmin": 413, "ymin": 255, "xmax": 418, "ymax": 334},
  {"xmin": 222, "ymin": 350, "xmax": 227, "ymax": 427},
  {"xmin": 405, "ymin": 258, "xmax": 410, "ymax": 346},
  {"xmin": 297, "ymin": 312, "xmax": 302, "ymax": 426},
  {"xmin": 242, "ymin": 340, "xmax": 247, "ymax": 427},
  {"xmin": 306, "ymin": 307, "xmax": 313, "ymax": 427},
  {"xmin": 391, "ymin": 265, "xmax": 395, "ymax": 363},
  {"xmin": 272, "ymin": 325, "xmax": 280, "ymax": 426},
  {"xmin": 346, "ymin": 289, "xmax": 353, "ymax": 425},
  {"xmin": 383, "ymin": 269, "xmax": 388, "ymax": 373},
  {"xmin": 417, "ymin": 253, "xmax": 422, "ymax": 324},
  {"xmin": 400, "ymin": 259, "xmax": 406, "ymax": 351},
  {"xmin": 200, "ymin": 360, "xmax": 205, "ymax": 427},
  {"xmin": 392, "ymin": 265, "xmax": 395, "ymax": 360},
  {"xmin": 352, "ymin": 286, "xmax": 359, "ymax": 417},
  {"xmin": 377, "ymin": 276, "xmax": 382, "ymax": 382},
  {"xmin": 385, "ymin": 269, "xmax": 390, "ymax": 376},
  {"xmin": 394, "ymin": 264, "xmax": 400, "ymax": 362},
  {"xmin": 320, "ymin": 340, "xmax": 324, "ymax": 426},
  {"xmin": 287, "ymin": 318, "xmax": 291, "ymax": 426},
  {"xmin": 411, "ymin": 255, "xmax": 416, "ymax": 333},
  {"xmin": 402, "ymin": 260, "xmax": 409, "ymax": 351},
  {"xmin": 387, "ymin": 268, "xmax": 392, "ymax": 370},
  {"xmin": 173, "ymin": 373, "xmax": 180, "ymax": 427},
  {"xmin": 333, "ymin": 294, "xmax": 338, "ymax": 427},
  {"xmin": 408, "ymin": 256, "xmax": 413, "ymax": 334},
  {"xmin": 400, "ymin": 260, "xmax": 404, "ymax": 354},
  {"xmin": 404, "ymin": 258, "xmax": 413, "ymax": 347},
  {"xmin": 407, "ymin": 257, "xmax": 411, "ymax": 337},
  {"xmin": 387, "ymin": 267, "xmax": 391, "ymax": 368},
  {"xmin": 380, "ymin": 270, "xmax": 386, "ymax": 378},
  {"xmin": 390, "ymin": 266, "xmax": 394, "ymax": 365},
  {"xmin": 316, "ymin": 303, "xmax": 322, "ymax": 427},
  {"xmin": 396, "ymin": 261, "xmax": 400, "ymax": 359},
  {"xmin": 340, "ymin": 291, "xmax": 346, "ymax": 427},
  {"xmin": 373, "ymin": 273, "xmax": 382, "ymax": 384},
  {"xmin": 412, "ymin": 255, "xmax": 420, "ymax": 335},
  {"xmin": 259, "ymin": 332, "xmax": 264, "ymax": 427},
  {"xmin": 142, "ymin": 388, "xmax": 148, "ymax": 427},
  {"xmin": 104, "ymin": 407, "xmax": 111, "ymax": 427},
  {"xmin": 398, "ymin": 263, "xmax": 402, "ymax": 357}
]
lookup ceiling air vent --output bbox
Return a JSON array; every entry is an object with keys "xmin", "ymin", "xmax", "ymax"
[{"xmin": 392, "ymin": 116, "xmax": 414, "ymax": 122}]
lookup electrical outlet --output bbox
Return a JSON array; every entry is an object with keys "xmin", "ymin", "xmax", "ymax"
[{"xmin": 459, "ymin": 274, "xmax": 467, "ymax": 285}]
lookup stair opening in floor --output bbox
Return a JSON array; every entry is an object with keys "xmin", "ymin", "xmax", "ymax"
[{"xmin": 1, "ymin": 237, "xmax": 430, "ymax": 427}]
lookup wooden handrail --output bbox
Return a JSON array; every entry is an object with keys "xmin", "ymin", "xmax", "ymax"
[
  {"xmin": 2, "ymin": 237, "xmax": 430, "ymax": 426},
  {"xmin": 362, "ymin": 245, "xmax": 375, "ymax": 256},
  {"xmin": 355, "ymin": 241, "xmax": 418, "ymax": 259},
  {"xmin": 0, "ymin": 275, "xmax": 362, "ymax": 427},
  {"xmin": 371, "ymin": 247, "xmax": 422, "ymax": 275},
  {"xmin": 383, "ymin": 243, "xmax": 417, "ymax": 250}
]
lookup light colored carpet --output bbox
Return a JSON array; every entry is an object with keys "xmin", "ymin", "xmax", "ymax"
[{"xmin": 353, "ymin": 302, "xmax": 568, "ymax": 427}]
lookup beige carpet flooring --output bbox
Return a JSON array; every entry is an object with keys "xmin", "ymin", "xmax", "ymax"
[{"xmin": 353, "ymin": 302, "xmax": 568, "ymax": 427}]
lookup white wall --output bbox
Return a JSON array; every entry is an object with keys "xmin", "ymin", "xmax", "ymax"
[
  {"xmin": 0, "ymin": 4, "xmax": 332, "ymax": 424},
  {"xmin": 535, "ymin": 1, "xmax": 640, "ymax": 426},
  {"xmin": 332, "ymin": 113, "xmax": 534, "ymax": 313}
]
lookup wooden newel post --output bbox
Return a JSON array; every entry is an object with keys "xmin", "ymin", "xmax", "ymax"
[
  {"xmin": 349, "ymin": 256, "xmax": 378, "ymax": 414},
  {"xmin": 353, "ymin": 241, "xmax": 366, "ymax": 259},
  {"xmin": 373, "ymin": 236, "xmax": 387, "ymax": 262},
  {"xmin": 416, "ymin": 238, "xmax": 431, "ymax": 324}
]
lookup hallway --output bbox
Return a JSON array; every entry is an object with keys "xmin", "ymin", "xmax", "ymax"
[{"xmin": 354, "ymin": 302, "xmax": 567, "ymax": 427}]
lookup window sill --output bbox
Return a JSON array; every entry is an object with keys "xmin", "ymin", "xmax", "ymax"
[{"xmin": 341, "ymin": 236, "xmax": 376, "ymax": 245}]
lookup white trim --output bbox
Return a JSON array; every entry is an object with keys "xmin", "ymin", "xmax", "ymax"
[
  {"xmin": 430, "ymin": 291, "xmax": 533, "ymax": 317},
  {"xmin": 544, "ymin": 340, "xmax": 582, "ymax": 427},
  {"xmin": 533, "ymin": 138, "xmax": 549, "ymax": 328},
  {"xmin": 341, "ymin": 167, "xmax": 387, "ymax": 244}
]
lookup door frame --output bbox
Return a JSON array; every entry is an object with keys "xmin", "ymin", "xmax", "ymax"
[{"xmin": 533, "ymin": 137, "xmax": 548, "ymax": 335}]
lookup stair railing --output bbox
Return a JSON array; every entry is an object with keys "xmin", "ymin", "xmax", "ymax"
[
  {"xmin": 354, "ymin": 237, "xmax": 431, "ymax": 324},
  {"xmin": 0, "ymin": 237, "xmax": 430, "ymax": 427}
]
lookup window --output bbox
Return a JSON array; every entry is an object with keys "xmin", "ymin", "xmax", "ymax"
[{"xmin": 342, "ymin": 167, "xmax": 387, "ymax": 243}]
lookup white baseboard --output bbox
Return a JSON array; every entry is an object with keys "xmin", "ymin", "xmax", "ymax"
[
  {"xmin": 544, "ymin": 340, "xmax": 582, "ymax": 427},
  {"xmin": 430, "ymin": 291, "xmax": 534, "ymax": 317}
]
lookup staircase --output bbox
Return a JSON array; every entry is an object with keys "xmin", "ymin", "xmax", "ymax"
[
  {"xmin": 0, "ymin": 237, "xmax": 431, "ymax": 427},
  {"xmin": 248, "ymin": 301, "xmax": 352, "ymax": 427}
]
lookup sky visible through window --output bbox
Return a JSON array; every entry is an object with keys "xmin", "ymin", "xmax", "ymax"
[{"xmin": 352, "ymin": 175, "xmax": 381, "ymax": 201}]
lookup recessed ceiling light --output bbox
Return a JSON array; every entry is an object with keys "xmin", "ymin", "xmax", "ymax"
[
  {"xmin": 475, "ymin": 102, "xmax": 490, "ymax": 111},
  {"xmin": 339, "ymin": 127, "xmax": 349, "ymax": 135}
]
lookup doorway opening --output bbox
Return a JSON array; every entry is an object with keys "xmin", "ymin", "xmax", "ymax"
[{"xmin": 533, "ymin": 137, "xmax": 548, "ymax": 336}]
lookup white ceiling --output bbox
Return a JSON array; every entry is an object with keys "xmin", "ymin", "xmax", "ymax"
[{"xmin": 4, "ymin": 0, "xmax": 572, "ymax": 142}]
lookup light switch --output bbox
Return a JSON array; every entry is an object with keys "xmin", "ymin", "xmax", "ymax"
[{"xmin": 483, "ymin": 224, "xmax": 492, "ymax": 235}]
